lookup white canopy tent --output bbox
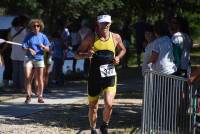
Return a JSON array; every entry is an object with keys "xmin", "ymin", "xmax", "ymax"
[{"xmin": 0, "ymin": 16, "xmax": 16, "ymax": 30}]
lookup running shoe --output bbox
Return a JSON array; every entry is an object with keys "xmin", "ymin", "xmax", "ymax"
[
  {"xmin": 100, "ymin": 124, "xmax": 108, "ymax": 134},
  {"xmin": 91, "ymin": 128, "xmax": 97, "ymax": 134}
]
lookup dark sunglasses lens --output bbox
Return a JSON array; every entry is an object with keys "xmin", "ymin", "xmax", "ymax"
[{"xmin": 33, "ymin": 25, "xmax": 40, "ymax": 28}]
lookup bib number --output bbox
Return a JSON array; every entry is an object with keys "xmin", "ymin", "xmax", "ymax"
[{"xmin": 100, "ymin": 64, "xmax": 116, "ymax": 78}]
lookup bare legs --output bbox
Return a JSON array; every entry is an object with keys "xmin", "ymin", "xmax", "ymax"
[
  {"xmin": 89, "ymin": 100, "xmax": 98, "ymax": 129},
  {"xmin": 88, "ymin": 92, "xmax": 115, "ymax": 129},
  {"xmin": 24, "ymin": 67, "xmax": 33, "ymax": 97},
  {"xmin": 24, "ymin": 66, "xmax": 44, "ymax": 103},
  {"xmin": 43, "ymin": 65, "xmax": 51, "ymax": 89},
  {"xmin": 103, "ymin": 93, "xmax": 115, "ymax": 123},
  {"xmin": 35, "ymin": 67, "xmax": 44, "ymax": 97}
]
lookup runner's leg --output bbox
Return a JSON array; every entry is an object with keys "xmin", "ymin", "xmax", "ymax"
[
  {"xmin": 103, "ymin": 92, "xmax": 115, "ymax": 123},
  {"xmin": 88, "ymin": 100, "xmax": 99, "ymax": 129}
]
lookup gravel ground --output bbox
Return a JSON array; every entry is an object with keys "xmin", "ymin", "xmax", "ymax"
[
  {"xmin": 0, "ymin": 99, "xmax": 142, "ymax": 134},
  {"xmin": 0, "ymin": 67, "xmax": 143, "ymax": 134}
]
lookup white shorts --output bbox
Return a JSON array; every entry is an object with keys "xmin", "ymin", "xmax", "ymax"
[{"xmin": 24, "ymin": 57, "xmax": 45, "ymax": 68}]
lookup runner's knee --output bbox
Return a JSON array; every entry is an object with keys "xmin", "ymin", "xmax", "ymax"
[
  {"xmin": 105, "ymin": 103, "xmax": 112, "ymax": 110},
  {"xmin": 89, "ymin": 104, "xmax": 98, "ymax": 112}
]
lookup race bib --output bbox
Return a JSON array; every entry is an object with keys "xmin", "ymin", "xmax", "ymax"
[{"xmin": 100, "ymin": 64, "xmax": 116, "ymax": 78}]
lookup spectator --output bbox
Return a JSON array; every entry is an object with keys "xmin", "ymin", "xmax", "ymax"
[
  {"xmin": 78, "ymin": 19, "xmax": 92, "ymax": 41},
  {"xmin": 43, "ymin": 50, "xmax": 52, "ymax": 91},
  {"xmin": 169, "ymin": 17, "xmax": 192, "ymax": 77},
  {"xmin": 148, "ymin": 20, "xmax": 177, "ymax": 75},
  {"xmin": 8, "ymin": 16, "xmax": 28, "ymax": 92},
  {"xmin": 70, "ymin": 23, "xmax": 81, "ymax": 72},
  {"xmin": 188, "ymin": 67, "xmax": 200, "ymax": 84},
  {"xmin": 78, "ymin": 19, "xmax": 92, "ymax": 76},
  {"xmin": 142, "ymin": 24, "xmax": 156, "ymax": 76},
  {"xmin": 22, "ymin": 18, "xmax": 50, "ymax": 104},
  {"xmin": 134, "ymin": 16, "xmax": 146, "ymax": 67},
  {"xmin": 121, "ymin": 33, "xmax": 131, "ymax": 68},
  {"xmin": 62, "ymin": 20, "xmax": 70, "ymax": 46},
  {"xmin": 51, "ymin": 32, "xmax": 65, "ymax": 85},
  {"xmin": 169, "ymin": 17, "xmax": 192, "ymax": 78},
  {"xmin": 0, "ymin": 25, "xmax": 13, "ymax": 89}
]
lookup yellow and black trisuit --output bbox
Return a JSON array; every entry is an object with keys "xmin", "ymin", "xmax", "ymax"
[{"xmin": 88, "ymin": 32, "xmax": 117, "ymax": 101}]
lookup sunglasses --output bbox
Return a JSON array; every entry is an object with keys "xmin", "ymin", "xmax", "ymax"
[{"xmin": 33, "ymin": 25, "xmax": 40, "ymax": 28}]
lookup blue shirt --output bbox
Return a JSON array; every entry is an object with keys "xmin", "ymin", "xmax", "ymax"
[
  {"xmin": 51, "ymin": 39, "xmax": 64, "ymax": 59},
  {"xmin": 22, "ymin": 32, "xmax": 50, "ymax": 61}
]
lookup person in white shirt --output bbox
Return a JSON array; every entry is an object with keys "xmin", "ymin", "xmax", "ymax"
[
  {"xmin": 8, "ymin": 16, "xmax": 28, "ymax": 91},
  {"xmin": 148, "ymin": 20, "xmax": 177, "ymax": 75},
  {"xmin": 142, "ymin": 24, "xmax": 156, "ymax": 76},
  {"xmin": 78, "ymin": 19, "xmax": 92, "ymax": 76}
]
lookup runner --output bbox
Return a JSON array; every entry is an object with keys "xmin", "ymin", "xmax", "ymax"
[{"xmin": 75, "ymin": 12, "xmax": 126, "ymax": 134}]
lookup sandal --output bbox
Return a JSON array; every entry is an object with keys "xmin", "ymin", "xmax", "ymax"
[
  {"xmin": 38, "ymin": 97, "xmax": 44, "ymax": 103},
  {"xmin": 25, "ymin": 95, "xmax": 31, "ymax": 104}
]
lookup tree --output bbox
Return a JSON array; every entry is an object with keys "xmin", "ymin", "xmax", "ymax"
[{"xmin": 0, "ymin": 0, "xmax": 199, "ymax": 34}]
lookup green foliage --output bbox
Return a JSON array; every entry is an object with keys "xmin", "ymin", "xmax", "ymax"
[
  {"xmin": 0, "ymin": 0, "xmax": 199, "ymax": 66},
  {"xmin": 0, "ymin": 0, "xmax": 199, "ymax": 39},
  {"xmin": 1, "ymin": 0, "xmax": 40, "ymax": 16},
  {"xmin": 183, "ymin": 12, "xmax": 200, "ymax": 43}
]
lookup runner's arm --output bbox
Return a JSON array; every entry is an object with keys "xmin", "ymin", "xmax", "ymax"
[{"xmin": 113, "ymin": 33, "xmax": 126, "ymax": 64}]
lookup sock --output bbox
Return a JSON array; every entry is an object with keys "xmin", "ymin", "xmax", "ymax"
[
  {"xmin": 102, "ymin": 121, "xmax": 109, "ymax": 127},
  {"xmin": 91, "ymin": 127, "xmax": 96, "ymax": 131}
]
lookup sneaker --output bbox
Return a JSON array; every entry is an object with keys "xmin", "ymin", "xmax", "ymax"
[
  {"xmin": 38, "ymin": 97, "xmax": 44, "ymax": 103},
  {"xmin": 100, "ymin": 123, "xmax": 108, "ymax": 134},
  {"xmin": 25, "ymin": 96, "xmax": 31, "ymax": 104},
  {"xmin": 91, "ymin": 128, "xmax": 97, "ymax": 134}
]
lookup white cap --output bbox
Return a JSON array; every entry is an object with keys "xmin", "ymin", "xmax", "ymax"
[{"xmin": 97, "ymin": 15, "xmax": 112, "ymax": 23}]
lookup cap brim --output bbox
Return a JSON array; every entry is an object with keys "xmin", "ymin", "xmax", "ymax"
[
  {"xmin": 97, "ymin": 19, "xmax": 111, "ymax": 23},
  {"xmin": 97, "ymin": 15, "xmax": 112, "ymax": 23}
]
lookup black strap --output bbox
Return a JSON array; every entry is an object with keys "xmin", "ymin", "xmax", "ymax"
[{"xmin": 11, "ymin": 27, "xmax": 25, "ymax": 40}]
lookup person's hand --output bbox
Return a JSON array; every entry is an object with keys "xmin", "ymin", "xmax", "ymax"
[
  {"xmin": 88, "ymin": 49, "xmax": 94, "ymax": 58},
  {"xmin": 113, "ymin": 56, "xmax": 120, "ymax": 65},
  {"xmin": 187, "ymin": 77, "xmax": 195, "ymax": 85},
  {"xmin": 147, "ymin": 62, "xmax": 153, "ymax": 71},
  {"xmin": 29, "ymin": 48, "xmax": 36, "ymax": 56},
  {"xmin": 40, "ymin": 44, "xmax": 46, "ymax": 50}
]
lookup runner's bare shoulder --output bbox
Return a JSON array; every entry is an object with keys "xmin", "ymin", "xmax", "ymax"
[{"xmin": 111, "ymin": 32, "xmax": 123, "ymax": 47}]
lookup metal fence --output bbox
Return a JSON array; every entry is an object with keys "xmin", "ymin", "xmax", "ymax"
[{"xmin": 142, "ymin": 70, "xmax": 194, "ymax": 134}]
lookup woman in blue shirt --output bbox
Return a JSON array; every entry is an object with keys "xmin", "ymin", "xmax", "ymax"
[{"xmin": 22, "ymin": 18, "xmax": 50, "ymax": 104}]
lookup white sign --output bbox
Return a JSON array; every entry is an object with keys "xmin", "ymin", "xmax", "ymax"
[{"xmin": 62, "ymin": 59, "xmax": 84, "ymax": 74}]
